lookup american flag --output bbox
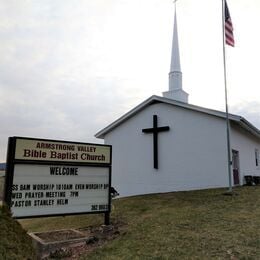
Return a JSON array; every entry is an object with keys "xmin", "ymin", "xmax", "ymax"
[{"xmin": 225, "ymin": 1, "xmax": 234, "ymax": 47}]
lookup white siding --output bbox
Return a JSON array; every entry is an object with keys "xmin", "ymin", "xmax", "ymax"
[
  {"xmin": 104, "ymin": 103, "xmax": 231, "ymax": 197},
  {"xmin": 231, "ymin": 124, "xmax": 260, "ymax": 184}
]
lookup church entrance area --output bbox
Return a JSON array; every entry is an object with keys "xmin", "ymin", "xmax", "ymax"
[{"xmin": 232, "ymin": 150, "xmax": 240, "ymax": 185}]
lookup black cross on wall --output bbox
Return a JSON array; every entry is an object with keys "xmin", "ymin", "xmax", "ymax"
[{"xmin": 142, "ymin": 115, "xmax": 170, "ymax": 169}]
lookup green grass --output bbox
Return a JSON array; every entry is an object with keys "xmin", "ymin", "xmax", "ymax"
[
  {"xmin": 0, "ymin": 176, "xmax": 4, "ymax": 201},
  {"xmin": 20, "ymin": 187, "xmax": 260, "ymax": 259}
]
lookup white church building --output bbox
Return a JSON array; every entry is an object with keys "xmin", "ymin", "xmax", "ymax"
[{"xmin": 95, "ymin": 8, "xmax": 260, "ymax": 197}]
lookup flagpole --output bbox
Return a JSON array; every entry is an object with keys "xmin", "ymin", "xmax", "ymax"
[{"xmin": 222, "ymin": 0, "xmax": 233, "ymax": 193}]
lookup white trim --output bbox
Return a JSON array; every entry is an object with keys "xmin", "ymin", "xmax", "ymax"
[{"xmin": 95, "ymin": 95, "xmax": 260, "ymax": 139}]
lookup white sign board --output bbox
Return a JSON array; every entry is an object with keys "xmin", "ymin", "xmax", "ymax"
[
  {"xmin": 4, "ymin": 137, "xmax": 112, "ymax": 220},
  {"xmin": 14, "ymin": 138, "xmax": 111, "ymax": 164},
  {"xmin": 11, "ymin": 164, "xmax": 109, "ymax": 217}
]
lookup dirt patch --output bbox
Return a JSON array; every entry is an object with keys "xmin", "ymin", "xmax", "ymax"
[
  {"xmin": 36, "ymin": 220, "xmax": 126, "ymax": 259},
  {"xmin": 37, "ymin": 229, "xmax": 85, "ymax": 243}
]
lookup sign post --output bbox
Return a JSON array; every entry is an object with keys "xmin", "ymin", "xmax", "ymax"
[{"xmin": 4, "ymin": 137, "xmax": 112, "ymax": 224}]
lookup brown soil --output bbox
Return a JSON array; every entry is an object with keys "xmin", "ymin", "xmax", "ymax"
[
  {"xmin": 40, "ymin": 220, "xmax": 126, "ymax": 259},
  {"xmin": 37, "ymin": 229, "xmax": 85, "ymax": 243}
]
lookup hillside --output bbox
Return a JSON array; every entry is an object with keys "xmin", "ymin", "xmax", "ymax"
[
  {"xmin": 20, "ymin": 187, "xmax": 260, "ymax": 259},
  {"xmin": 0, "ymin": 177, "xmax": 4, "ymax": 200},
  {"xmin": 0, "ymin": 205, "xmax": 36, "ymax": 260}
]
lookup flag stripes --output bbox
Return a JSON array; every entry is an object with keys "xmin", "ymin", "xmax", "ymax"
[{"xmin": 225, "ymin": 1, "xmax": 234, "ymax": 47}]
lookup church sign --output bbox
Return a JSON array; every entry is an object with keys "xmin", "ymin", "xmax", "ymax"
[
  {"xmin": 4, "ymin": 137, "xmax": 112, "ymax": 222},
  {"xmin": 14, "ymin": 138, "xmax": 111, "ymax": 164}
]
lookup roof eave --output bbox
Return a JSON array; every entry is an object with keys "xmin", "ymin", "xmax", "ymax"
[
  {"xmin": 95, "ymin": 95, "xmax": 260, "ymax": 140},
  {"xmin": 95, "ymin": 95, "xmax": 161, "ymax": 139},
  {"xmin": 237, "ymin": 117, "xmax": 260, "ymax": 139}
]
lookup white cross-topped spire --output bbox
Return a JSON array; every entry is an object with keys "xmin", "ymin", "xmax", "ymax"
[
  {"xmin": 163, "ymin": 2, "xmax": 189, "ymax": 103},
  {"xmin": 170, "ymin": 7, "xmax": 181, "ymax": 76}
]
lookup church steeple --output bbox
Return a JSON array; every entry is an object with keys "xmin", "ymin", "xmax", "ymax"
[{"xmin": 163, "ymin": 4, "xmax": 189, "ymax": 103}]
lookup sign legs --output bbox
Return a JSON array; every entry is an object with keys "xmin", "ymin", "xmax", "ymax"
[{"xmin": 104, "ymin": 212, "xmax": 110, "ymax": 225}]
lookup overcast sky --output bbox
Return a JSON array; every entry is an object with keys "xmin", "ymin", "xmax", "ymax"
[{"xmin": 1, "ymin": 0, "xmax": 260, "ymax": 162}]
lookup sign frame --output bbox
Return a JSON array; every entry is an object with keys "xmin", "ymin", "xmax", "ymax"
[{"xmin": 4, "ymin": 136, "xmax": 112, "ymax": 224}]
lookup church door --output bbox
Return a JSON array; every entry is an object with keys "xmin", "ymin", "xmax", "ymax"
[{"xmin": 232, "ymin": 150, "xmax": 240, "ymax": 185}]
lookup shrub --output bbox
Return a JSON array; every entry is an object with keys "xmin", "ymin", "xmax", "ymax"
[{"xmin": 0, "ymin": 205, "xmax": 36, "ymax": 260}]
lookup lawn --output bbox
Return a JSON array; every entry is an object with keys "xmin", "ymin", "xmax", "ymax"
[
  {"xmin": 20, "ymin": 186, "xmax": 260, "ymax": 259},
  {"xmin": 0, "ymin": 205, "xmax": 36, "ymax": 260},
  {"xmin": 0, "ymin": 176, "xmax": 4, "ymax": 201}
]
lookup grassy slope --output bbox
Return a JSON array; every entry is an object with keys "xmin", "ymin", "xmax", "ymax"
[
  {"xmin": 0, "ymin": 205, "xmax": 36, "ymax": 260},
  {"xmin": 20, "ymin": 187, "xmax": 260, "ymax": 259},
  {"xmin": 0, "ymin": 177, "xmax": 4, "ymax": 201},
  {"xmin": 86, "ymin": 187, "xmax": 260, "ymax": 260}
]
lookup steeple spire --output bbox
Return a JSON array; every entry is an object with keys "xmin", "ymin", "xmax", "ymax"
[{"xmin": 163, "ymin": 3, "xmax": 189, "ymax": 103}]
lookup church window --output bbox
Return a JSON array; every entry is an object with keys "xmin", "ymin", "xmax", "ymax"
[{"xmin": 255, "ymin": 149, "xmax": 259, "ymax": 167}]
